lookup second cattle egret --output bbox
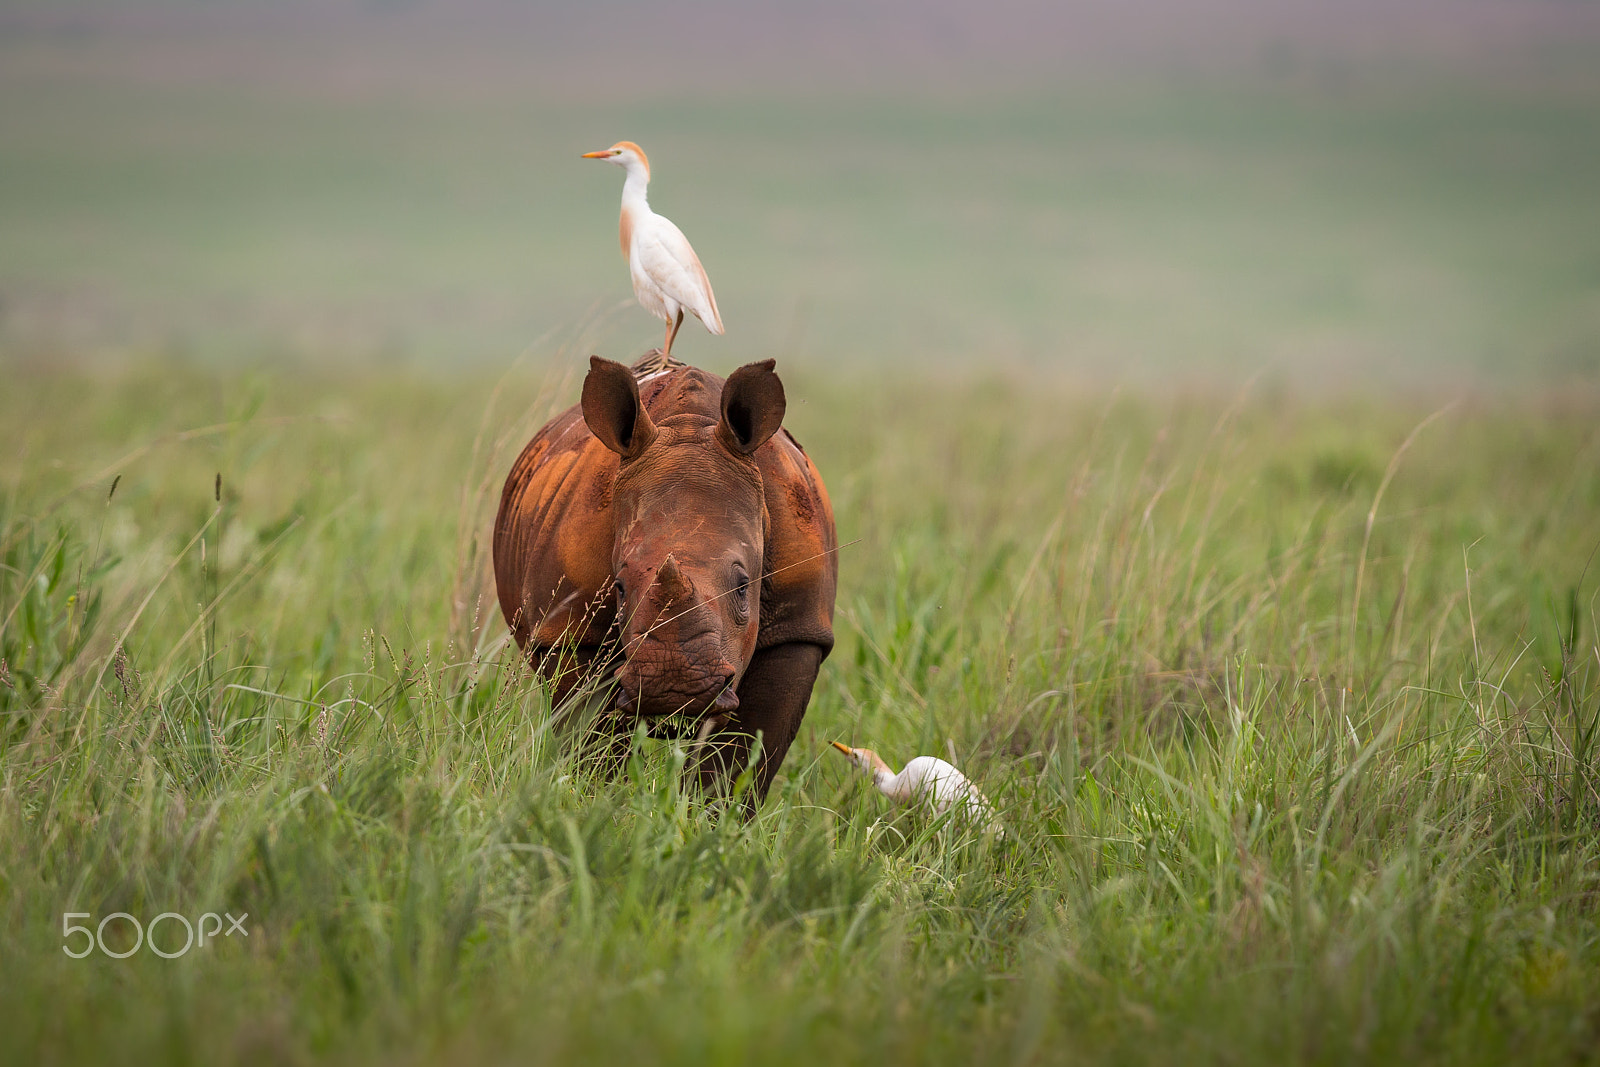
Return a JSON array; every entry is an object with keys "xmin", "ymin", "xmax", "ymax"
[
  {"xmin": 831, "ymin": 741, "xmax": 1002, "ymax": 834},
  {"xmin": 581, "ymin": 141, "xmax": 723, "ymax": 370}
]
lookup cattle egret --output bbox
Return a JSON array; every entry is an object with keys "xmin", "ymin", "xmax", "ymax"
[
  {"xmin": 831, "ymin": 741, "xmax": 1002, "ymax": 833},
  {"xmin": 581, "ymin": 141, "xmax": 723, "ymax": 371}
]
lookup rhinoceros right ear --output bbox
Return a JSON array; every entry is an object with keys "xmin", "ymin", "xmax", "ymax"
[
  {"xmin": 718, "ymin": 359, "xmax": 786, "ymax": 456},
  {"xmin": 582, "ymin": 356, "xmax": 658, "ymax": 459}
]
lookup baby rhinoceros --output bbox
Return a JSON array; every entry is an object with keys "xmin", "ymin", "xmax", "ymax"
[{"xmin": 493, "ymin": 354, "xmax": 838, "ymax": 805}]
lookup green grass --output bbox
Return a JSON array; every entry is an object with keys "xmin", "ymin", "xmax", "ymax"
[{"xmin": 2, "ymin": 357, "xmax": 1598, "ymax": 1064}]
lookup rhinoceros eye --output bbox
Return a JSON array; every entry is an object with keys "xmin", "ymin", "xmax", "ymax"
[
  {"xmin": 612, "ymin": 577, "xmax": 626, "ymax": 603},
  {"xmin": 731, "ymin": 565, "xmax": 751, "ymax": 617}
]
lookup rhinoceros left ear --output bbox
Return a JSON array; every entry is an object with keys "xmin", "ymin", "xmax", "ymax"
[
  {"xmin": 718, "ymin": 359, "xmax": 786, "ymax": 456},
  {"xmin": 583, "ymin": 356, "xmax": 658, "ymax": 459}
]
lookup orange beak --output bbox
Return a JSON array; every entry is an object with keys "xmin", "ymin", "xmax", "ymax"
[
  {"xmin": 830, "ymin": 741, "xmax": 853, "ymax": 757},
  {"xmin": 581, "ymin": 149, "xmax": 615, "ymax": 159}
]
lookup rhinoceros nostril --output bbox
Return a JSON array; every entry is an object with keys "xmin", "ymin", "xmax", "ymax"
[
  {"xmin": 612, "ymin": 667, "xmax": 637, "ymax": 711},
  {"xmin": 711, "ymin": 662, "xmax": 739, "ymax": 711}
]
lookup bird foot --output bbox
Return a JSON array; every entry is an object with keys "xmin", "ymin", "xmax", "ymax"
[{"xmin": 631, "ymin": 348, "xmax": 687, "ymax": 382}]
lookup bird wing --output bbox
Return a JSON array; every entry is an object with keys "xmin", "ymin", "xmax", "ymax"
[
  {"xmin": 635, "ymin": 213, "xmax": 724, "ymax": 334},
  {"xmin": 900, "ymin": 757, "xmax": 962, "ymax": 812},
  {"xmin": 901, "ymin": 757, "xmax": 1002, "ymax": 832}
]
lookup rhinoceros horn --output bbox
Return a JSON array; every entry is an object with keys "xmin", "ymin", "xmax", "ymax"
[{"xmin": 655, "ymin": 553, "xmax": 692, "ymax": 603}]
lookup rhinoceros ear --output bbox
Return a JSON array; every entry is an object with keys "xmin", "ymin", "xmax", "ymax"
[
  {"xmin": 718, "ymin": 359, "xmax": 786, "ymax": 456},
  {"xmin": 582, "ymin": 356, "xmax": 658, "ymax": 459}
]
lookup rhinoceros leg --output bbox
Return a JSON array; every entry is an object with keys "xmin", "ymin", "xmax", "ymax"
[{"xmin": 686, "ymin": 640, "xmax": 827, "ymax": 810}]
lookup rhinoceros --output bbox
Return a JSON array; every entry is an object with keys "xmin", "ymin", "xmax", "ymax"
[{"xmin": 493, "ymin": 354, "xmax": 838, "ymax": 802}]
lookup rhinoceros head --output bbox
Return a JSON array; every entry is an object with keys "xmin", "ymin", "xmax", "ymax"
[{"xmin": 581, "ymin": 356, "xmax": 786, "ymax": 719}]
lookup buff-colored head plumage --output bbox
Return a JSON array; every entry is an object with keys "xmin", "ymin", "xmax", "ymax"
[
  {"xmin": 831, "ymin": 741, "xmax": 893, "ymax": 778},
  {"xmin": 582, "ymin": 140, "xmax": 650, "ymax": 180}
]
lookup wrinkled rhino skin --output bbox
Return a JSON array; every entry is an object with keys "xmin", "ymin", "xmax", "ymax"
[{"xmin": 493, "ymin": 354, "xmax": 837, "ymax": 803}]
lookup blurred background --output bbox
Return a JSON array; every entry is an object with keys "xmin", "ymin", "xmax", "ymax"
[{"xmin": 2, "ymin": 0, "xmax": 1598, "ymax": 387}]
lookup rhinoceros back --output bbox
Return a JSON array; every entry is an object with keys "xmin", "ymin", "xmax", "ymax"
[{"xmin": 493, "ymin": 408, "xmax": 620, "ymax": 655}]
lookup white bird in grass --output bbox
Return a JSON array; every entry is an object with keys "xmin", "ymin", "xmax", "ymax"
[
  {"xmin": 581, "ymin": 141, "xmax": 723, "ymax": 372},
  {"xmin": 831, "ymin": 741, "xmax": 1002, "ymax": 834}
]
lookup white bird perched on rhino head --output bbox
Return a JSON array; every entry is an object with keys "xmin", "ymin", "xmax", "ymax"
[
  {"xmin": 582, "ymin": 140, "xmax": 723, "ymax": 373},
  {"xmin": 831, "ymin": 741, "xmax": 1002, "ymax": 834}
]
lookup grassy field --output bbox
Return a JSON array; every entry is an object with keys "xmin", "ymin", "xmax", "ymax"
[
  {"xmin": 2, "ymin": 356, "xmax": 1598, "ymax": 1064},
  {"xmin": 4, "ymin": 5, "xmax": 1600, "ymax": 1061}
]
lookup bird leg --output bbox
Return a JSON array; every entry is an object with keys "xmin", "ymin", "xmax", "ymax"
[
  {"xmin": 636, "ymin": 311, "xmax": 688, "ymax": 380},
  {"xmin": 663, "ymin": 309, "xmax": 684, "ymax": 361}
]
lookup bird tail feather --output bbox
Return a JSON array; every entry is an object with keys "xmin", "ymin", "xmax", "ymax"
[{"xmin": 699, "ymin": 301, "xmax": 724, "ymax": 335}]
